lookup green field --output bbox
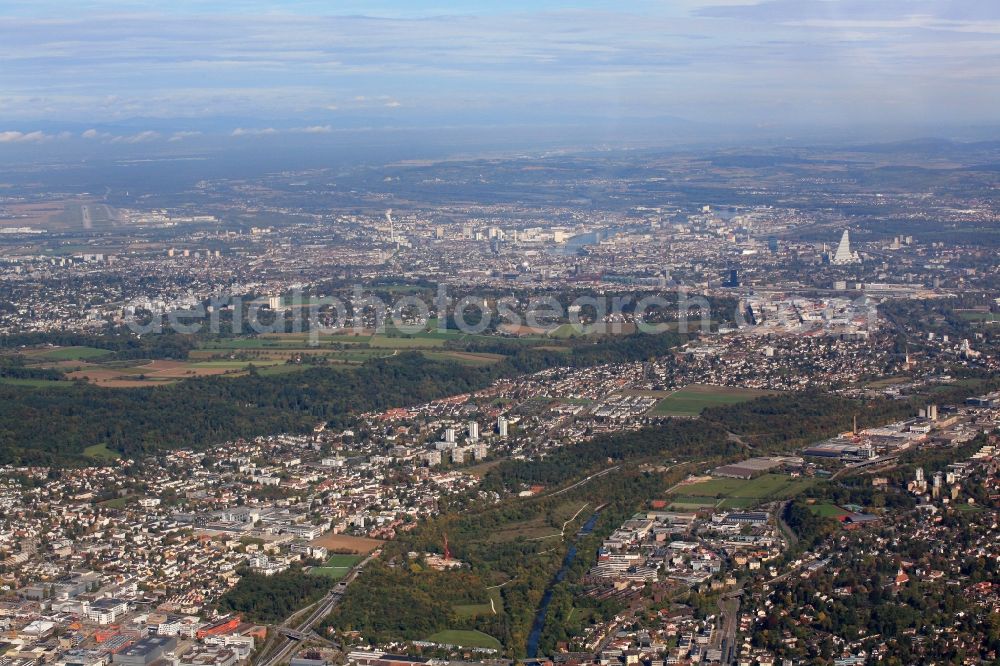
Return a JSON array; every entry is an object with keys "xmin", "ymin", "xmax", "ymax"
[
  {"xmin": 254, "ymin": 364, "xmax": 313, "ymax": 377},
  {"xmin": 651, "ymin": 384, "xmax": 771, "ymax": 417},
  {"xmin": 325, "ymin": 554, "xmax": 363, "ymax": 567},
  {"xmin": 453, "ymin": 602, "xmax": 493, "ymax": 618},
  {"xmin": 676, "ymin": 477, "xmax": 749, "ymax": 496},
  {"xmin": 83, "ymin": 443, "xmax": 122, "ymax": 461},
  {"xmin": 482, "ymin": 499, "xmax": 589, "ymax": 543},
  {"xmin": 547, "ymin": 323, "xmax": 591, "ymax": 339},
  {"xmin": 425, "ymin": 629, "xmax": 502, "ymax": 650},
  {"xmin": 675, "ymin": 474, "xmax": 814, "ymax": 503},
  {"xmin": 31, "ymin": 346, "xmax": 111, "ymax": 361},
  {"xmin": 200, "ymin": 338, "xmax": 297, "ymax": 349},
  {"xmin": 0, "ymin": 376, "xmax": 67, "ymax": 387},
  {"xmin": 99, "ymin": 495, "xmax": 135, "ymax": 508},
  {"xmin": 668, "ymin": 495, "xmax": 718, "ymax": 506},
  {"xmin": 453, "ymin": 588, "xmax": 502, "ymax": 618},
  {"xmin": 368, "ymin": 335, "xmax": 448, "ymax": 348},
  {"xmin": 420, "ymin": 351, "xmax": 506, "ymax": 366},
  {"xmin": 718, "ymin": 497, "xmax": 760, "ymax": 510},
  {"xmin": 809, "ymin": 502, "xmax": 851, "ymax": 518},
  {"xmin": 190, "ymin": 360, "xmax": 284, "ymax": 369},
  {"xmin": 310, "ymin": 554, "xmax": 361, "ymax": 580},
  {"xmin": 958, "ymin": 311, "xmax": 1000, "ymax": 322}
]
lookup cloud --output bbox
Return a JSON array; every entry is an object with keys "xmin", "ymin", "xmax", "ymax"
[
  {"xmin": 232, "ymin": 127, "xmax": 278, "ymax": 136},
  {"xmin": 110, "ymin": 130, "xmax": 161, "ymax": 143},
  {"xmin": 0, "ymin": 130, "xmax": 58, "ymax": 143},
  {"xmin": 2, "ymin": 2, "xmax": 1000, "ymax": 129},
  {"xmin": 82, "ymin": 128, "xmax": 115, "ymax": 140},
  {"xmin": 696, "ymin": 0, "xmax": 1000, "ymax": 25},
  {"xmin": 168, "ymin": 130, "xmax": 202, "ymax": 141},
  {"xmin": 232, "ymin": 125, "xmax": 335, "ymax": 137}
]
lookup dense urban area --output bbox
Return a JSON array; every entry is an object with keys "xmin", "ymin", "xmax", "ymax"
[{"xmin": 1, "ymin": 139, "xmax": 999, "ymax": 666}]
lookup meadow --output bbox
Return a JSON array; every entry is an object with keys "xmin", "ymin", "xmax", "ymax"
[{"xmin": 651, "ymin": 384, "xmax": 774, "ymax": 417}]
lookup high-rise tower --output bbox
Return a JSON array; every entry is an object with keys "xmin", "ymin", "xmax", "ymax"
[{"xmin": 832, "ymin": 230, "xmax": 860, "ymax": 265}]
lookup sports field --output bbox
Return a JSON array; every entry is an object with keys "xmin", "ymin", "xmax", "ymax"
[
  {"xmin": 650, "ymin": 384, "xmax": 772, "ymax": 417},
  {"xmin": 673, "ymin": 473, "xmax": 814, "ymax": 503},
  {"xmin": 310, "ymin": 554, "xmax": 362, "ymax": 580},
  {"xmin": 809, "ymin": 502, "xmax": 851, "ymax": 518},
  {"xmin": 425, "ymin": 629, "xmax": 501, "ymax": 650}
]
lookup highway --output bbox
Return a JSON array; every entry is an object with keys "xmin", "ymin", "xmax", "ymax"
[{"xmin": 254, "ymin": 550, "xmax": 379, "ymax": 666}]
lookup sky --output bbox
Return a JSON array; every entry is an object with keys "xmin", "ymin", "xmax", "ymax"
[{"xmin": 2, "ymin": 0, "xmax": 1000, "ymax": 151}]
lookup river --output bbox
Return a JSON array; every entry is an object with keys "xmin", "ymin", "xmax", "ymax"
[
  {"xmin": 525, "ymin": 511, "xmax": 601, "ymax": 659},
  {"xmin": 550, "ymin": 229, "xmax": 606, "ymax": 256}
]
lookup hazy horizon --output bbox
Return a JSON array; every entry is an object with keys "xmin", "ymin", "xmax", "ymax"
[{"xmin": 3, "ymin": 0, "xmax": 1000, "ymax": 161}]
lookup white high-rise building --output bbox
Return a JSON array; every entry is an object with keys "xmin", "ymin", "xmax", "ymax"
[
  {"xmin": 832, "ymin": 230, "xmax": 860, "ymax": 265},
  {"xmin": 444, "ymin": 428, "xmax": 456, "ymax": 443},
  {"xmin": 468, "ymin": 421, "xmax": 479, "ymax": 441},
  {"xmin": 497, "ymin": 417, "xmax": 508, "ymax": 437}
]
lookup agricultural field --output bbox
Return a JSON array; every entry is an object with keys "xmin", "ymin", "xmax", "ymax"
[
  {"xmin": 650, "ymin": 384, "xmax": 774, "ymax": 417},
  {"xmin": 419, "ymin": 350, "xmax": 506, "ymax": 366},
  {"xmin": 62, "ymin": 358, "xmax": 285, "ymax": 387},
  {"xmin": 666, "ymin": 495, "xmax": 718, "ymax": 511},
  {"xmin": 193, "ymin": 331, "xmax": 506, "ymax": 366},
  {"xmin": 310, "ymin": 532, "xmax": 383, "ymax": 554},
  {"xmin": 0, "ymin": 376, "xmax": 67, "ymax": 387},
  {"xmin": 254, "ymin": 364, "xmax": 314, "ymax": 377},
  {"xmin": 425, "ymin": 629, "xmax": 502, "ymax": 650},
  {"xmin": 4, "ymin": 330, "xmax": 515, "ymax": 391},
  {"xmin": 368, "ymin": 334, "xmax": 449, "ymax": 348},
  {"xmin": 22, "ymin": 345, "xmax": 112, "ymax": 361},
  {"xmin": 4, "ymin": 322, "xmax": 562, "ymax": 392}
]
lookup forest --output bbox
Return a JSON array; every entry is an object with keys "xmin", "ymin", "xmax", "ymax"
[
  {"xmin": 0, "ymin": 329, "xmax": 686, "ymax": 466},
  {"xmin": 217, "ymin": 568, "xmax": 332, "ymax": 623},
  {"xmin": 481, "ymin": 418, "xmax": 738, "ymax": 491},
  {"xmin": 0, "ymin": 353, "xmax": 494, "ymax": 465}
]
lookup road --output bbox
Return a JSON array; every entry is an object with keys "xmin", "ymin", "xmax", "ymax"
[
  {"xmin": 254, "ymin": 550, "xmax": 379, "ymax": 666},
  {"xmin": 764, "ymin": 554, "xmax": 824, "ymax": 587},
  {"xmin": 775, "ymin": 500, "xmax": 798, "ymax": 550},
  {"xmin": 547, "ymin": 465, "xmax": 621, "ymax": 497}
]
